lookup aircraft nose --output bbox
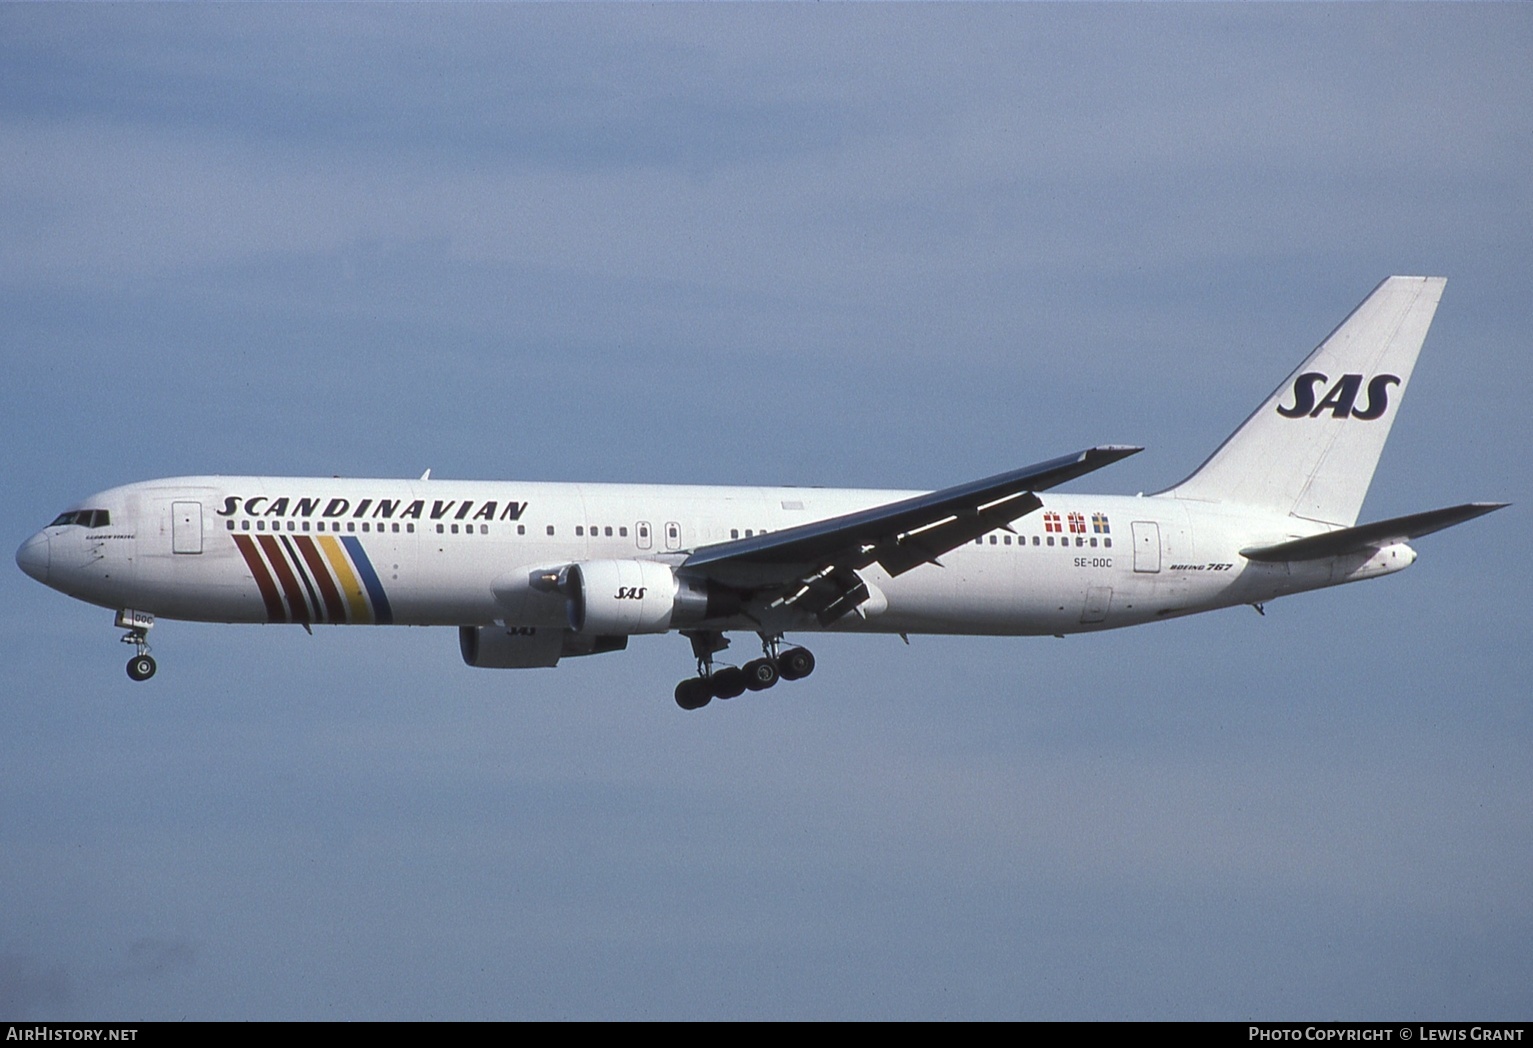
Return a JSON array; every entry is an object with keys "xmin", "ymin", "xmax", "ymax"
[{"xmin": 16, "ymin": 531, "xmax": 50, "ymax": 585}]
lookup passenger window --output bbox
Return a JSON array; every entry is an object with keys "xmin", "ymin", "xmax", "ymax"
[
  {"xmin": 604, "ymin": 526, "xmax": 613, "ymax": 537},
  {"xmin": 227, "ymin": 521, "xmax": 235, "ymax": 531},
  {"xmin": 518, "ymin": 525, "xmax": 526, "ymax": 535},
  {"xmin": 618, "ymin": 527, "xmax": 627, "ymax": 537},
  {"xmin": 546, "ymin": 525, "xmax": 555, "ymax": 536}
]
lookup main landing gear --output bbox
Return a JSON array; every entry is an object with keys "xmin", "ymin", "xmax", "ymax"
[
  {"xmin": 674, "ymin": 632, "xmax": 815, "ymax": 711},
  {"xmin": 117, "ymin": 608, "xmax": 157, "ymax": 681}
]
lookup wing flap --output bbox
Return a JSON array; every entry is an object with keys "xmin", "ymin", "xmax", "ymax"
[
  {"xmin": 870, "ymin": 491, "xmax": 1043, "ymax": 577},
  {"xmin": 1241, "ymin": 502, "xmax": 1507, "ymax": 562}
]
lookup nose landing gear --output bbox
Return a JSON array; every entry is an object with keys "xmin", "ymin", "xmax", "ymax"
[
  {"xmin": 117, "ymin": 609, "xmax": 156, "ymax": 681},
  {"xmin": 673, "ymin": 632, "xmax": 815, "ymax": 710}
]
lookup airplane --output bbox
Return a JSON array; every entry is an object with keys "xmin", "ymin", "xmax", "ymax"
[{"xmin": 15, "ymin": 276, "xmax": 1506, "ymax": 709}]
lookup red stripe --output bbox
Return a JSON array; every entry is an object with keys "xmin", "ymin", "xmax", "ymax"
[
  {"xmin": 257, "ymin": 534, "xmax": 311, "ymax": 624},
  {"xmin": 293, "ymin": 535, "xmax": 347, "ymax": 623},
  {"xmin": 233, "ymin": 534, "xmax": 286, "ymax": 622}
]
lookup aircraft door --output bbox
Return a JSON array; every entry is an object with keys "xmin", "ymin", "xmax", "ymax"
[
  {"xmin": 636, "ymin": 521, "xmax": 653, "ymax": 550},
  {"xmin": 172, "ymin": 501, "xmax": 203, "ymax": 554},
  {"xmin": 1131, "ymin": 521, "xmax": 1161, "ymax": 573},
  {"xmin": 664, "ymin": 521, "xmax": 682, "ymax": 551}
]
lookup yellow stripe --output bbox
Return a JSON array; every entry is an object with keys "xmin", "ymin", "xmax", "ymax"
[{"xmin": 318, "ymin": 536, "xmax": 371, "ymax": 623}]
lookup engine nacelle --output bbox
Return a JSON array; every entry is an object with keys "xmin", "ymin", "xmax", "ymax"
[
  {"xmin": 567, "ymin": 559, "xmax": 681, "ymax": 634},
  {"xmin": 565, "ymin": 559, "xmax": 739, "ymax": 635},
  {"xmin": 459, "ymin": 625, "xmax": 628, "ymax": 669}
]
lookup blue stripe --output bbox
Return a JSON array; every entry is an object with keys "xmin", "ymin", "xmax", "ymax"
[{"xmin": 341, "ymin": 536, "xmax": 394, "ymax": 625}]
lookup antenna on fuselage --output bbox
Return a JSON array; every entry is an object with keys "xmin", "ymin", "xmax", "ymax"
[{"xmin": 420, "ymin": 469, "xmax": 431, "ymax": 481}]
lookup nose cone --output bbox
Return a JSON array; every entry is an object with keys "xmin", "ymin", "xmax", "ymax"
[{"xmin": 16, "ymin": 531, "xmax": 50, "ymax": 585}]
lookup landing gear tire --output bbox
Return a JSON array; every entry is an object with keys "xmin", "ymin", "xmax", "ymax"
[
  {"xmin": 777, "ymin": 647, "xmax": 815, "ymax": 681},
  {"xmin": 127, "ymin": 655, "xmax": 157, "ymax": 682},
  {"xmin": 743, "ymin": 657, "xmax": 779, "ymax": 691},
  {"xmin": 709, "ymin": 666, "xmax": 747, "ymax": 700},
  {"xmin": 675, "ymin": 677, "xmax": 712, "ymax": 711}
]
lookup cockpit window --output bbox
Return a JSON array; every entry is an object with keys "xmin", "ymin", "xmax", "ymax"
[{"xmin": 49, "ymin": 509, "xmax": 110, "ymax": 528}]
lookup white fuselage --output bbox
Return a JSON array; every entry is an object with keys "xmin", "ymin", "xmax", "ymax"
[{"xmin": 21, "ymin": 475, "xmax": 1415, "ymax": 639}]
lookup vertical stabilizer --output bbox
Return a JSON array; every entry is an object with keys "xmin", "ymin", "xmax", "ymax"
[{"xmin": 1163, "ymin": 276, "xmax": 1445, "ymax": 526}]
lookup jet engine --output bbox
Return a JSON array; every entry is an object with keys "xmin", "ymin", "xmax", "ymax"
[
  {"xmin": 459, "ymin": 625, "xmax": 627, "ymax": 669},
  {"xmin": 564, "ymin": 559, "xmax": 740, "ymax": 634}
]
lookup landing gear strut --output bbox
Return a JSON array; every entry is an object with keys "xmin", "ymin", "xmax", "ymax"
[
  {"xmin": 673, "ymin": 632, "xmax": 814, "ymax": 710},
  {"xmin": 117, "ymin": 609, "xmax": 156, "ymax": 681}
]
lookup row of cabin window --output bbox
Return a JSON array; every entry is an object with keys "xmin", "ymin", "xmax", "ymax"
[
  {"xmin": 227, "ymin": 519, "xmax": 544, "ymax": 536},
  {"xmin": 977, "ymin": 534, "xmax": 1113, "ymax": 548},
  {"xmin": 223, "ymin": 519, "xmax": 649, "ymax": 539},
  {"xmin": 228, "ymin": 519, "xmax": 416, "ymax": 534},
  {"xmin": 225, "ymin": 518, "xmax": 1110, "ymax": 548},
  {"xmin": 571, "ymin": 525, "xmax": 763, "ymax": 540}
]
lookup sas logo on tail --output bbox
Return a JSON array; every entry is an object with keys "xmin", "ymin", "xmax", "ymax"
[{"xmin": 1276, "ymin": 372, "xmax": 1400, "ymax": 420}]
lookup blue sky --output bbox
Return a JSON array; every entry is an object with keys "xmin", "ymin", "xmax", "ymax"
[{"xmin": 2, "ymin": 4, "xmax": 1529, "ymax": 1020}]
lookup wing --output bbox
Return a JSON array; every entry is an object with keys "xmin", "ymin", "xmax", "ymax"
[{"xmin": 679, "ymin": 445, "xmax": 1142, "ymax": 623}]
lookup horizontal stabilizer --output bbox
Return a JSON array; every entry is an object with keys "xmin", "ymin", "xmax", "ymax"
[{"xmin": 1241, "ymin": 502, "xmax": 1507, "ymax": 562}]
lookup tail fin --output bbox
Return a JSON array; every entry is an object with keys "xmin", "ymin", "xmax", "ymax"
[{"xmin": 1162, "ymin": 276, "xmax": 1446, "ymax": 526}]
